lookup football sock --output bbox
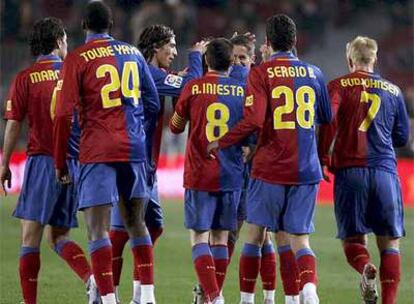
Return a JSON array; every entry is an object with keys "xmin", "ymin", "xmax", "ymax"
[
  {"xmin": 19, "ymin": 246, "xmax": 40, "ymax": 304},
  {"xmin": 278, "ymin": 245, "xmax": 300, "ymax": 296},
  {"xmin": 148, "ymin": 226, "xmax": 163, "ymax": 245},
  {"xmin": 101, "ymin": 293, "xmax": 117, "ymax": 304},
  {"xmin": 192, "ymin": 243, "xmax": 220, "ymax": 302},
  {"xmin": 380, "ymin": 249, "xmax": 401, "ymax": 304},
  {"xmin": 132, "ymin": 280, "xmax": 141, "ymax": 303},
  {"xmin": 88, "ymin": 238, "xmax": 114, "ymax": 296},
  {"xmin": 260, "ymin": 241, "xmax": 276, "ymax": 292},
  {"xmin": 343, "ymin": 242, "xmax": 370, "ymax": 274},
  {"xmin": 239, "ymin": 243, "xmax": 261, "ymax": 294},
  {"xmin": 295, "ymin": 248, "xmax": 318, "ymax": 290},
  {"xmin": 54, "ymin": 239, "xmax": 91, "ymax": 283},
  {"xmin": 263, "ymin": 289, "xmax": 275, "ymax": 302},
  {"xmin": 109, "ymin": 229, "xmax": 129, "ymax": 287},
  {"xmin": 227, "ymin": 238, "xmax": 236, "ymax": 264},
  {"xmin": 210, "ymin": 244, "xmax": 229, "ymax": 290}
]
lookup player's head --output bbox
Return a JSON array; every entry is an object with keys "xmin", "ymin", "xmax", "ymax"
[
  {"xmin": 266, "ymin": 14, "xmax": 296, "ymax": 53},
  {"xmin": 82, "ymin": 1, "xmax": 113, "ymax": 34},
  {"xmin": 205, "ymin": 38, "xmax": 233, "ymax": 72},
  {"xmin": 346, "ymin": 36, "xmax": 378, "ymax": 72},
  {"xmin": 137, "ymin": 24, "xmax": 177, "ymax": 68},
  {"xmin": 29, "ymin": 17, "xmax": 67, "ymax": 59},
  {"xmin": 230, "ymin": 35, "xmax": 256, "ymax": 70}
]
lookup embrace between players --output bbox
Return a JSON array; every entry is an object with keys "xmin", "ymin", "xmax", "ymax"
[{"xmin": 0, "ymin": 1, "xmax": 409, "ymax": 304}]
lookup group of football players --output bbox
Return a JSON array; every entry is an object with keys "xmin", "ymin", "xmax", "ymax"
[{"xmin": 0, "ymin": 1, "xmax": 409, "ymax": 304}]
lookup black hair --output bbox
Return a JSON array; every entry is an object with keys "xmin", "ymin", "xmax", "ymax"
[
  {"xmin": 29, "ymin": 17, "xmax": 65, "ymax": 57},
  {"xmin": 230, "ymin": 35, "xmax": 254, "ymax": 55},
  {"xmin": 137, "ymin": 24, "xmax": 175, "ymax": 62},
  {"xmin": 83, "ymin": 1, "xmax": 112, "ymax": 33},
  {"xmin": 205, "ymin": 38, "xmax": 233, "ymax": 72},
  {"xmin": 266, "ymin": 14, "xmax": 296, "ymax": 52}
]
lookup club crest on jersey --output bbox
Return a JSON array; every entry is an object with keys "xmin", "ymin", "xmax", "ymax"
[
  {"xmin": 245, "ymin": 95, "xmax": 254, "ymax": 107},
  {"xmin": 6, "ymin": 100, "xmax": 12, "ymax": 111},
  {"xmin": 164, "ymin": 74, "xmax": 183, "ymax": 88}
]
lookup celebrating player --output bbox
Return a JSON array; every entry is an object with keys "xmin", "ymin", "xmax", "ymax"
[
  {"xmin": 169, "ymin": 38, "xmax": 246, "ymax": 304},
  {"xmin": 53, "ymin": 2, "xmax": 160, "ymax": 304},
  {"xmin": 207, "ymin": 14, "xmax": 332, "ymax": 304},
  {"xmin": 318, "ymin": 36, "xmax": 409, "ymax": 304},
  {"xmin": 0, "ymin": 17, "xmax": 99, "ymax": 304},
  {"xmin": 109, "ymin": 24, "xmax": 205, "ymax": 303}
]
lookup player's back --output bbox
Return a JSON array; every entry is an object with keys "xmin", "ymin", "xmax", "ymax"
[
  {"xmin": 61, "ymin": 33, "xmax": 159, "ymax": 164},
  {"xmin": 327, "ymin": 71, "xmax": 409, "ymax": 172},
  {"xmin": 250, "ymin": 52, "xmax": 332, "ymax": 184}
]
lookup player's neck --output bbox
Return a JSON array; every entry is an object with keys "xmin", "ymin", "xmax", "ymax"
[
  {"xmin": 207, "ymin": 68, "xmax": 229, "ymax": 77},
  {"xmin": 150, "ymin": 56, "xmax": 160, "ymax": 68},
  {"xmin": 49, "ymin": 49, "xmax": 60, "ymax": 58},
  {"xmin": 352, "ymin": 65, "xmax": 374, "ymax": 73}
]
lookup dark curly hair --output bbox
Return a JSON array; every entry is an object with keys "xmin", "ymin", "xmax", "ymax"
[
  {"xmin": 29, "ymin": 17, "xmax": 65, "ymax": 56},
  {"xmin": 137, "ymin": 24, "xmax": 175, "ymax": 62},
  {"xmin": 266, "ymin": 14, "xmax": 296, "ymax": 52}
]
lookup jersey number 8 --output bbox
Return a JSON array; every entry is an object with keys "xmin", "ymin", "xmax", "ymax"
[{"xmin": 206, "ymin": 102, "xmax": 230, "ymax": 142}]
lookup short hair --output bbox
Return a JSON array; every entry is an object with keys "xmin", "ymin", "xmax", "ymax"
[
  {"xmin": 230, "ymin": 35, "xmax": 255, "ymax": 56},
  {"xmin": 83, "ymin": 1, "xmax": 112, "ymax": 33},
  {"xmin": 346, "ymin": 36, "xmax": 378, "ymax": 65},
  {"xmin": 29, "ymin": 17, "xmax": 65, "ymax": 56},
  {"xmin": 266, "ymin": 14, "xmax": 296, "ymax": 52},
  {"xmin": 205, "ymin": 38, "xmax": 233, "ymax": 72},
  {"xmin": 137, "ymin": 24, "xmax": 175, "ymax": 62}
]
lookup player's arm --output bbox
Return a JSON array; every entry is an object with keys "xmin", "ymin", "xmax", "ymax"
[
  {"xmin": 392, "ymin": 91, "xmax": 410, "ymax": 147},
  {"xmin": 315, "ymin": 68, "xmax": 333, "ymax": 125},
  {"xmin": 169, "ymin": 82, "xmax": 191, "ymax": 134},
  {"xmin": 1, "ymin": 74, "xmax": 27, "ymax": 195}
]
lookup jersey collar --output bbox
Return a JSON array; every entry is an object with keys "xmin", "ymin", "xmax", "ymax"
[
  {"xmin": 36, "ymin": 54, "xmax": 62, "ymax": 63},
  {"xmin": 270, "ymin": 51, "xmax": 297, "ymax": 60},
  {"xmin": 205, "ymin": 71, "xmax": 228, "ymax": 78},
  {"xmin": 355, "ymin": 70, "xmax": 379, "ymax": 77},
  {"xmin": 85, "ymin": 33, "xmax": 113, "ymax": 43}
]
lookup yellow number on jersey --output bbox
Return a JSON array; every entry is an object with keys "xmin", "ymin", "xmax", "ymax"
[
  {"xmin": 50, "ymin": 80, "xmax": 63, "ymax": 120},
  {"xmin": 272, "ymin": 85, "xmax": 316, "ymax": 130},
  {"xmin": 96, "ymin": 61, "xmax": 140, "ymax": 109},
  {"xmin": 358, "ymin": 91, "xmax": 381, "ymax": 132},
  {"xmin": 205, "ymin": 102, "xmax": 230, "ymax": 142}
]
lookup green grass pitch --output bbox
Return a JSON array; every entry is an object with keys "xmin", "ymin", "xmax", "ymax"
[{"xmin": 0, "ymin": 196, "xmax": 413, "ymax": 303}]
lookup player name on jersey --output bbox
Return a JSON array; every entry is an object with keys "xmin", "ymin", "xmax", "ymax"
[
  {"xmin": 29, "ymin": 69, "xmax": 60, "ymax": 83},
  {"xmin": 191, "ymin": 82, "xmax": 244, "ymax": 96},
  {"xmin": 266, "ymin": 65, "xmax": 316, "ymax": 79},
  {"xmin": 340, "ymin": 77, "xmax": 399, "ymax": 96},
  {"xmin": 79, "ymin": 44, "xmax": 140, "ymax": 62}
]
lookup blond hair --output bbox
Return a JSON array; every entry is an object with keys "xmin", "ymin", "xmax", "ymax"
[{"xmin": 346, "ymin": 36, "xmax": 378, "ymax": 65}]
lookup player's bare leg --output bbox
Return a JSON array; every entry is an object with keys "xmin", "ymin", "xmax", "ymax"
[
  {"xmin": 260, "ymin": 232, "xmax": 276, "ymax": 304},
  {"xmin": 376, "ymin": 236, "xmax": 400, "ymax": 304},
  {"xmin": 46, "ymin": 226, "xmax": 99, "ymax": 304},
  {"xmin": 290, "ymin": 234, "xmax": 319, "ymax": 304},
  {"xmin": 210, "ymin": 230, "xmax": 230, "ymax": 295},
  {"xmin": 228, "ymin": 220, "xmax": 243, "ymax": 263},
  {"xmin": 19, "ymin": 220, "xmax": 43, "ymax": 304},
  {"xmin": 118, "ymin": 197, "xmax": 155, "ymax": 304},
  {"xmin": 84, "ymin": 205, "xmax": 116, "ymax": 304},
  {"xmin": 275, "ymin": 231, "xmax": 299, "ymax": 304},
  {"xmin": 239, "ymin": 223, "xmax": 266, "ymax": 304},
  {"xmin": 191, "ymin": 230, "xmax": 223, "ymax": 304}
]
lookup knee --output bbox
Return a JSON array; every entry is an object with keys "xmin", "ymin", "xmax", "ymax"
[
  {"xmin": 343, "ymin": 235, "xmax": 367, "ymax": 247},
  {"xmin": 210, "ymin": 230, "xmax": 228, "ymax": 246},
  {"xmin": 275, "ymin": 231, "xmax": 290, "ymax": 246},
  {"xmin": 245, "ymin": 223, "xmax": 266, "ymax": 246},
  {"xmin": 46, "ymin": 227, "xmax": 70, "ymax": 249},
  {"xmin": 290, "ymin": 234, "xmax": 310, "ymax": 253}
]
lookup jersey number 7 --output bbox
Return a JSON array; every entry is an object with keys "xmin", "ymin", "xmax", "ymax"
[{"xmin": 358, "ymin": 91, "xmax": 381, "ymax": 132}]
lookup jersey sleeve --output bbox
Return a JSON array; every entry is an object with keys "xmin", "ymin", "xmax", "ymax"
[
  {"xmin": 392, "ymin": 90, "xmax": 410, "ymax": 147},
  {"xmin": 53, "ymin": 53, "xmax": 80, "ymax": 170},
  {"xmin": 169, "ymin": 82, "xmax": 191, "ymax": 134},
  {"xmin": 3, "ymin": 73, "xmax": 28, "ymax": 121},
  {"xmin": 314, "ymin": 67, "xmax": 333, "ymax": 125},
  {"xmin": 141, "ymin": 59, "xmax": 160, "ymax": 116},
  {"xmin": 218, "ymin": 67, "xmax": 267, "ymax": 149},
  {"xmin": 229, "ymin": 64, "xmax": 249, "ymax": 83}
]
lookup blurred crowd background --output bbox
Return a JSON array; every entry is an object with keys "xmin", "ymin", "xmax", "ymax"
[{"xmin": 1, "ymin": 0, "xmax": 413, "ymax": 158}]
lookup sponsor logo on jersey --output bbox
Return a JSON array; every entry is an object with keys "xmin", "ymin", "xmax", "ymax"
[
  {"xmin": 245, "ymin": 95, "xmax": 254, "ymax": 106},
  {"xmin": 164, "ymin": 74, "xmax": 183, "ymax": 88},
  {"xmin": 6, "ymin": 100, "xmax": 12, "ymax": 111}
]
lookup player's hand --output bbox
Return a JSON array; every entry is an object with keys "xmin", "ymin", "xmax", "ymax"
[
  {"xmin": 191, "ymin": 40, "xmax": 208, "ymax": 54},
  {"xmin": 322, "ymin": 165, "xmax": 331, "ymax": 182},
  {"xmin": 56, "ymin": 168, "xmax": 71, "ymax": 185},
  {"xmin": 242, "ymin": 146, "xmax": 254, "ymax": 163},
  {"xmin": 0, "ymin": 165, "xmax": 12, "ymax": 196},
  {"xmin": 260, "ymin": 43, "xmax": 271, "ymax": 62},
  {"xmin": 178, "ymin": 67, "xmax": 189, "ymax": 77},
  {"xmin": 207, "ymin": 141, "xmax": 219, "ymax": 159}
]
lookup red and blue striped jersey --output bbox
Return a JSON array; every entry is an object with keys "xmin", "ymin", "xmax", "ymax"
[
  {"xmin": 53, "ymin": 34, "xmax": 160, "ymax": 169},
  {"xmin": 170, "ymin": 72, "xmax": 245, "ymax": 191},
  {"xmin": 4, "ymin": 55, "xmax": 62, "ymax": 156},
  {"xmin": 318, "ymin": 71, "xmax": 409, "ymax": 173},
  {"xmin": 218, "ymin": 52, "xmax": 332, "ymax": 185}
]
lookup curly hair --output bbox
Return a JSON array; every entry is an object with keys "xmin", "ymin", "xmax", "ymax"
[
  {"xmin": 29, "ymin": 17, "xmax": 65, "ymax": 56},
  {"xmin": 266, "ymin": 14, "xmax": 296, "ymax": 52},
  {"xmin": 137, "ymin": 24, "xmax": 175, "ymax": 62}
]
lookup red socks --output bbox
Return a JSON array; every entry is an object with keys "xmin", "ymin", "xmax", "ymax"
[
  {"xmin": 130, "ymin": 236, "xmax": 154, "ymax": 284},
  {"xmin": 296, "ymin": 248, "xmax": 318, "ymax": 290},
  {"xmin": 89, "ymin": 238, "xmax": 114, "ymax": 296},
  {"xmin": 239, "ymin": 243, "xmax": 261, "ymax": 293},
  {"xmin": 380, "ymin": 249, "xmax": 401, "ymax": 304},
  {"xmin": 344, "ymin": 242, "xmax": 370, "ymax": 274},
  {"xmin": 260, "ymin": 242, "xmax": 276, "ymax": 291},
  {"xmin": 148, "ymin": 227, "xmax": 163, "ymax": 245},
  {"xmin": 19, "ymin": 247, "xmax": 40, "ymax": 304},
  {"xmin": 210, "ymin": 245, "xmax": 229, "ymax": 290},
  {"xmin": 278, "ymin": 245, "xmax": 300, "ymax": 295},
  {"xmin": 192, "ymin": 243, "xmax": 220, "ymax": 302},
  {"xmin": 55, "ymin": 240, "xmax": 91, "ymax": 283},
  {"xmin": 109, "ymin": 229, "xmax": 129, "ymax": 286}
]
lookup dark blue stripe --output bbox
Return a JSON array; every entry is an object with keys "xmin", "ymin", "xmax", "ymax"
[
  {"xmin": 242, "ymin": 243, "xmax": 261, "ymax": 257},
  {"xmin": 211, "ymin": 245, "xmax": 229, "ymax": 260},
  {"xmin": 262, "ymin": 242, "xmax": 275, "ymax": 255},
  {"xmin": 277, "ymin": 245, "xmax": 292, "ymax": 254},
  {"xmin": 20, "ymin": 246, "xmax": 40, "ymax": 257},
  {"xmin": 54, "ymin": 239, "xmax": 71, "ymax": 255},
  {"xmin": 382, "ymin": 248, "xmax": 400, "ymax": 255},
  {"xmin": 130, "ymin": 235, "xmax": 152, "ymax": 248},
  {"xmin": 88, "ymin": 238, "xmax": 111, "ymax": 254},
  {"xmin": 192, "ymin": 243, "xmax": 211, "ymax": 261},
  {"xmin": 296, "ymin": 248, "xmax": 315, "ymax": 260}
]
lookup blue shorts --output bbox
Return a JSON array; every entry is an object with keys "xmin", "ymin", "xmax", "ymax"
[
  {"xmin": 111, "ymin": 178, "xmax": 164, "ymax": 229},
  {"xmin": 184, "ymin": 189, "xmax": 241, "ymax": 231},
  {"xmin": 246, "ymin": 178, "xmax": 318, "ymax": 234},
  {"xmin": 334, "ymin": 168, "xmax": 405, "ymax": 239},
  {"xmin": 77, "ymin": 162, "xmax": 148, "ymax": 210},
  {"xmin": 13, "ymin": 155, "xmax": 78, "ymax": 228},
  {"xmin": 237, "ymin": 165, "xmax": 250, "ymax": 222}
]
